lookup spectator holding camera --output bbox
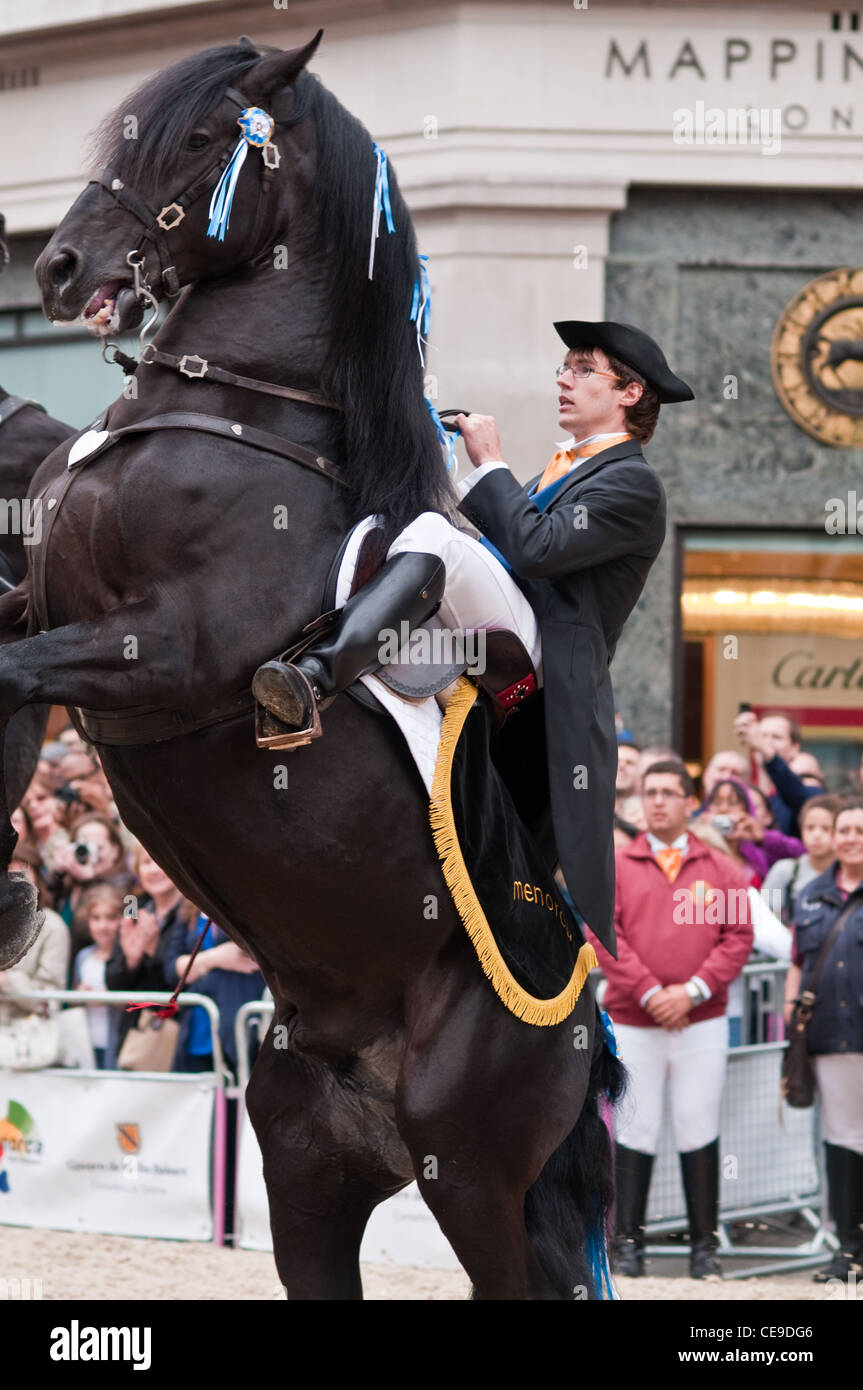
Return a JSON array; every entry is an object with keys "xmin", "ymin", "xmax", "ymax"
[
  {"xmin": 784, "ymin": 798, "xmax": 863, "ymax": 1282},
  {"xmin": 21, "ymin": 776, "xmax": 71, "ymax": 876},
  {"xmin": 734, "ymin": 710, "xmax": 821, "ymax": 838},
  {"xmin": 53, "ymin": 812, "xmax": 134, "ymax": 960},
  {"xmin": 703, "ymin": 779, "xmax": 803, "ymax": 886}
]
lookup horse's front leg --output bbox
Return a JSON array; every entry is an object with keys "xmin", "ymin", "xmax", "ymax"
[{"xmin": 0, "ymin": 599, "xmax": 195, "ymax": 966}]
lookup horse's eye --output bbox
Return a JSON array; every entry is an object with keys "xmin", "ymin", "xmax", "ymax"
[{"xmin": 188, "ymin": 131, "xmax": 210, "ymax": 151}]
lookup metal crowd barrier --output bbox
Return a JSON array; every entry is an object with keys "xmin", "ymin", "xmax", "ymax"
[
  {"xmin": 635, "ymin": 961, "xmax": 832, "ymax": 1277},
  {"xmin": 0, "ymin": 989, "xmax": 229, "ymax": 1245}
]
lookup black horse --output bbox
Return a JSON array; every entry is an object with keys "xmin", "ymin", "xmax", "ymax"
[
  {"xmin": 0, "ymin": 214, "xmax": 74, "ymax": 808},
  {"xmin": 0, "ymin": 35, "xmax": 620, "ymax": 1298}
]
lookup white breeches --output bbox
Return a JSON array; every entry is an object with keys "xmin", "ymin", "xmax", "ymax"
[
  {"xmin": 387, "ymin": 512, "xmax": 543, "ymax": 678},
  {"xmin": 612, "ymin": 1017, "xmax": 729, "ymax": 1155},
  {"xmin": 814, "ymin": 1054, "xmax": 863, "ymax": 1155}
]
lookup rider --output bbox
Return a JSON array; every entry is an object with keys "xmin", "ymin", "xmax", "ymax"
[{"xmin": 252, "ymin": 320, "xmax": 694, "ymax": 952}]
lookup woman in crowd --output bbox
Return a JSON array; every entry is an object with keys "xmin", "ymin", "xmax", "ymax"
[
  {"xmin": 785, "ymin": 798, "xmax": 863, "ymax": 1282},
  {"xmin": 0, "ymin": 844, "xmax": 70, "ymax": 1069},
  {"xmin": 702, "ymin": 779, "xmax": 804, "ymax": 886},
  {"xmin": 52, "ymin": 812, "xmax": 134, "ymax": 960},
  {"xmin": 21, "ymin": 776, "xmax": 71, "ymax": 881},
  {"xmin": 106, "ymin": 845, "xmax": 187, "ymax": 1057},
  {"xmin": 72, "ymin": 883, "xmax": 125, "ymax": 1069},
  {"xmin": 763, "ymin": 795, "xmax": 840, "ymax": 925}
]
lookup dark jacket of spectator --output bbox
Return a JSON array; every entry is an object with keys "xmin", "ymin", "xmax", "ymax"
[
  {"xmin": 765, "ymin": 754, "xmax": 822, "ymax": 838},
  {"xmin": 792, "ymin": 865, "xmax": 863, "ymax": 1056},
  {"xmin": 105, "ymin": 895, "xmax": 185, "ymax": 1052}
]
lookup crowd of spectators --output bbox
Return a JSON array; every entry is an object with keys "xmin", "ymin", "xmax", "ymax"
[
  {"xmin": 602, "ymin": 709, "xmax": 863, "ymax": 1283},
  {"xmin": 0, "ymin": 723, "xmax": 266, "ymax": 1078}
]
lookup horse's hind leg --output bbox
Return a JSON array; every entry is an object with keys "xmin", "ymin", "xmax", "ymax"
[
  {"xmin": 396, "ymin": 944, "xmax": 595, "ymax": 1300},
  {"xmin": 245, "ymin": 1011, "xmax": 413, "ymax": 1300}
]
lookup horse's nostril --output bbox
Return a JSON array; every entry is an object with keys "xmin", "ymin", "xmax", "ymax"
[{"xmin": 48, "ymin": 248, "xmax": 78, "ymax": 290}]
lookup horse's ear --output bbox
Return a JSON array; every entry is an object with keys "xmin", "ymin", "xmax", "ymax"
[{"xmin": 241, "ymin": 30, "xmax": 323, "ymax": 101}]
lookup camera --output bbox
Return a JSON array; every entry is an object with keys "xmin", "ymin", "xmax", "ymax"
[
  {"xmin": 711, "ymin": 814, "xmax": 735, "ymax": 836},
  {"xmin": 55, "ymin": 781, "xmax": 82, "ymax": 808},
  {"xmin": 72, "ymin": 838, "xmax": 102, "ymax": 867}
]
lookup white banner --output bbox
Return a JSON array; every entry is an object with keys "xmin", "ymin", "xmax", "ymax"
[
  {"xmin": 0, "ymin": 1071, "xmax": 214, "ymax": 1241},
  {"xmin": 235, "ymin": 1107, "xmax": 459, "ymax": 1269}
]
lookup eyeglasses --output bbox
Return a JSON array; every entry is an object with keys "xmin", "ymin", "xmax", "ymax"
[{"xmin": 555, "ymin": 363, "xmax": 621, "ymax": 384}]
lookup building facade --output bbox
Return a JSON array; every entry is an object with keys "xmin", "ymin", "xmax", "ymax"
[{"xmin": 1, "ymin": 0, "xmax": 862, "ymax": 776}]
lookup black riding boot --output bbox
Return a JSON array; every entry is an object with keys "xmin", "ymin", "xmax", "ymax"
[
  {"xmin": 252, "ymin": 551, "xmax": 445, "ymax": 744},
  {"xmin": 613, "ymin": 1145, "xmax": 655, "ymax": 1276},
  {"xmin": 680, "ymin": 1139, "xmax": 722, "ymax": 1278},
  {"xmin": 813, "ymin": 1143, "xmax": 863, "ymax": 1282}
]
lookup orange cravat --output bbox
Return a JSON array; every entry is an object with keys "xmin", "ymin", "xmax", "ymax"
[
  {"xmin": 535, "ymin": 433, "xmax": 632, "ymax": 494},
  {"xmin": 655, "ymin": 847, "xmax": 684, "ymax": 884}
]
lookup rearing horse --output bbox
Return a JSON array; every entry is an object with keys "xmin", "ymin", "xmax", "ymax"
[{"xmin": 0, "ymin": 34, "xmax": 619, "ymax": 1299}]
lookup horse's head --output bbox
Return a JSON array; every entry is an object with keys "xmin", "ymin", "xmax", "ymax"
[{"xmin": 35, "ymin": 33, "xmax": 323, "ymax": 335}]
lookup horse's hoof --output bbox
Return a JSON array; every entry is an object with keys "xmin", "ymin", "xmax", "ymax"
[{"xmin": 0, "ymin": 874, "xmax": 44, "ymax": 969}]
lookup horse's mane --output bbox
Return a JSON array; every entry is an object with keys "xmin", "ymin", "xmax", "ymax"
[{"xmin": 91, "ymin": 42, "xmax": 457, "ymax": 536}]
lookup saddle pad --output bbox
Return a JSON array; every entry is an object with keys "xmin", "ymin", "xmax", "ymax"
[
  {"xmin": 430, "ymin": 678, "xmax": 596, "ymax": 1027},
  {"xmin": 335, "ymin": 517, "xmax": 443, "ymax": 794}
]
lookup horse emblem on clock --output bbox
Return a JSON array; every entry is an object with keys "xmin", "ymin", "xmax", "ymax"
[{"xmin": 771, "ymin": 267, "xmax": 863, "ymax": 448}]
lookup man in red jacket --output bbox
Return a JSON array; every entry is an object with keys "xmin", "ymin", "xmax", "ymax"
[{"xmin": 590, "ymin": 759, "xmax": 753, "ymax": 1279}]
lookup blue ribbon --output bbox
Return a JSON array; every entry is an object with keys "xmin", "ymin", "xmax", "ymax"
[
  {"xmin": 207, "ymin": 137, "xmax": 249, "ymax": 242},
  {"xmin": 599, "ymin": 1008, "xmax": 619, "ymax": 1059},
  {"xmin": 410, "ymin": 254, "xmax": 432, "ymax": 365},
  {"xmin": 426, "ymin": 397, "xmax": 458, "ymax": 477},
  {"xmin": 585, "ymin": 1218, "xmax": 616, "ymax": 1300},
  {"xmin": 368, "ymin": 142, "xmax": 396, "ymax": 279}
]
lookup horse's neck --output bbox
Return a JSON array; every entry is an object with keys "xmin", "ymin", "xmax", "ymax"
[{"xmin": 107, "ymin": 261, "xmax": 340, "ymax": 456}]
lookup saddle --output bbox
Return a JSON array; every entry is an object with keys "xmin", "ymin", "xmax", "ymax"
[{"xmin": 254, "ymin": 520, "xmax": 537, "ymax": 747}]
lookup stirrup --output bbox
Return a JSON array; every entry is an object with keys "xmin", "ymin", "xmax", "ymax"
[{"xmin": 255, "ymin": 699, "xmax": 322, "ymax": 751}]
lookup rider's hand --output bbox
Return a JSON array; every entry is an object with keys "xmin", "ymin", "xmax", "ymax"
[{"xmin": 454, "ymin": 413, "xmax": 504, "ymax": 469}]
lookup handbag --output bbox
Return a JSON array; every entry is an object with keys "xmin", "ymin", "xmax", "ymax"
[
  {"xmin": 782, "ymin": 900, "xmax": 854, "ymax": 1108},
  {"xmin": 117, "ymin": 1009, "xmax": 180, "ymax": 1072},
  {"xmin": 0, "ymin": 1008, "xmax": 61, "ymax": 1071}
]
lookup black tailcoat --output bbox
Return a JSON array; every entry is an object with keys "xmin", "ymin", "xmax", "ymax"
[{"xmin": 458, "ymin": 440, "xmax": 667, "ymax": 955}]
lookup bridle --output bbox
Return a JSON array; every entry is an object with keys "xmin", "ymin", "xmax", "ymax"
[
  {"xmin": 88, "ymin": 78, "xmax": 341, "ymax": 412},
  {"xmin": 91, "ymin": 85, "xmax": 279, "ymax": 311}
]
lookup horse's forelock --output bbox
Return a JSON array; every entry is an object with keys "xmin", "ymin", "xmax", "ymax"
[{"xmin": 89, "ymin": 44, "xmax": 267, "ymax": 194}]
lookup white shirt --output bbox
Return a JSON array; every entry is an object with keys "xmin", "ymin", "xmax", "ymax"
[{"xmin": 457, "ymin": 432, "xmax": 628, "ymax": 499}]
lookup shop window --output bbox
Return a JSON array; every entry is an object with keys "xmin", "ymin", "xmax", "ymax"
[{"xmin": 680, "ymin": 529, "xmax": 863, "ymax": 789}]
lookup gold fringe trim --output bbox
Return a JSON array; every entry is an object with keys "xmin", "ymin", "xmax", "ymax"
[{"xmin": 429, "ymin": 677, "xmax": 597, "ymax": 1027}]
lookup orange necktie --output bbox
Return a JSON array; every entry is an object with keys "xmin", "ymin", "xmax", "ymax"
[
  {"xmin": 655, "ymin": 847, "xmax": 684, "ymax": 884},
  {"xmin": 535, "ymin": 433, "xmax": 632, "ymax": 494}
]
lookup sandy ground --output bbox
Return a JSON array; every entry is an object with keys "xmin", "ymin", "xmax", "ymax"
[{"xmin": 0, "ymin": 1226, "xmax": 838, "ymax": 1300}]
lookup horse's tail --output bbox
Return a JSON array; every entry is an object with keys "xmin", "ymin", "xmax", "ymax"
[{"xmin": 523, "ymin": 1013, "xmax": 626, "ymax": 1300}]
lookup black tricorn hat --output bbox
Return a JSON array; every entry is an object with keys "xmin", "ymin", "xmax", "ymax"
[{"xmin": 553, "ymin": 319, "xmax": 694, "ymax": 404}]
